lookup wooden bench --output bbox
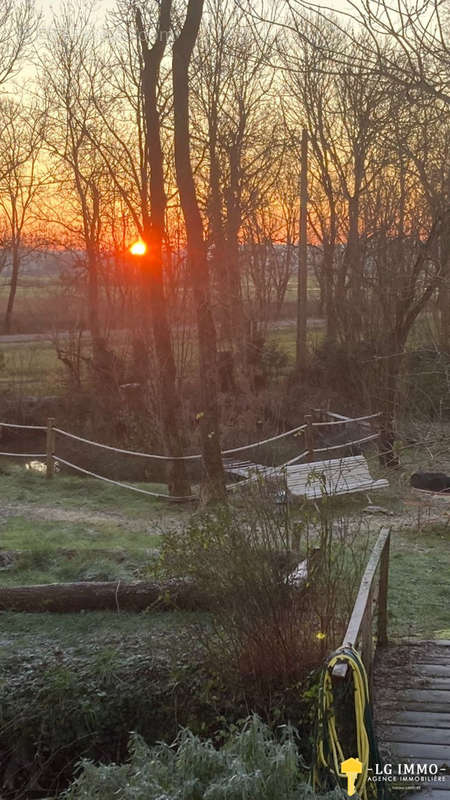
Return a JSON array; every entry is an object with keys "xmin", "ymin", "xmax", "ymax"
[
  {"xmin": 225, "ymin": 455, "xmax": 388, "ymax": 500},
  {"xmin": 285, "ymin": 455, "xmax": 389, "ymax": 500}
]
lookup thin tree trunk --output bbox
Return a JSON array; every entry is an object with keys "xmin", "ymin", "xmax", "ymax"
[
  {"xmin": 87, "ymin": 246, "xmax": 101, "ymax": 353},
  {"xmin": 172, "ymin": 0, "xmax": 225, "ymax": 502},
  {"xmin": 209, "ymin": 110, "xmax": 230, "ymax": 342},
  {"xmin": 225, "ymin": 141, "xmax": 244, "ymax": 348},
  {"xmin": 378, "ymin": 349, "xmax": 401, "ymax": 468},
  {"xmin": 4, "ymin": 243, "xmax": 19, "ymax": 333},
  {"xmin": 346, "ymin": 193, "xmax": 362, "ymax": 342},
  {"xmin": 296, "ymin": 128, "xmax": 308, "ymax": 369},
  {"xmin": 137, "ymin": 3, "xmax": 191, "ymax": 497},
  {"xmin": 439, "ymin": 218, "xmax": 450, "ymax": 353},
  {"xmin": 323, "ymin": 243, "xmax": 337, "ymax": 343}
]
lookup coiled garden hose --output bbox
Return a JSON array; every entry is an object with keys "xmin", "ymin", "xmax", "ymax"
[{"xmin": 312, "ymin": 646, "xmax": 386, "ymax": 799}]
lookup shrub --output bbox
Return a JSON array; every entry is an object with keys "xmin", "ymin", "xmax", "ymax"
[
  {"xmin": 61, "ymin": 715, "xmax": 343, "ymax": 800},
  {"xmin": 159, "ymin": 490, "xmax": 370, "ymax": 689}
]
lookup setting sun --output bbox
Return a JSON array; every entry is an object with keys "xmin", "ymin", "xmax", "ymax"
[{"xmin": 129, "ymin": 240, "xmax": 147, "ymax": 256}]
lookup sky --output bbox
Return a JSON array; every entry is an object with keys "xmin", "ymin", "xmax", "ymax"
[{"xmin": 38, "ymin": 0, "xmax": 353, "ymax": 24}]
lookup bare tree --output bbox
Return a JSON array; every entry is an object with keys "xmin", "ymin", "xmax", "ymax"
[
  {"xmin": 135, "ymin": 1, "xmax": 191, "ymax": 497},
  {"xmin": 40, "ymin": 3, "xmax": 113, "ymax": 375},
  {"xmin": 193, "ymin": 0, "xmax": 280, "ymax": 362},
  {"xmin": 400, "ymin": 100, "xmax": 450, "ymax": 352},
  {"xmin": 0, "ymin": 100, "xmax": 46, "ymax": 332},
  {"xmin": 0, "ymin": 0, "xmax": 36, "ymax": 87},
  {"xmin": 173, "ymin": 0, "xmax": 225, "ymax": 501},
  {"xmin": 342, "ymin": 0, "xmax": 450, "ymax": 105}
]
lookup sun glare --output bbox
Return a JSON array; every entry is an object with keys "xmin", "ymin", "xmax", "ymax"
[{"xmin": 130, "ymin": 240, "xmax": 147, "ymax": 256}]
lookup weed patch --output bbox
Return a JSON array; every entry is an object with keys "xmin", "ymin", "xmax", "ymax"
[{"xmin": 0, "ymin": 612, "xmax": 318, "ymax": 799}]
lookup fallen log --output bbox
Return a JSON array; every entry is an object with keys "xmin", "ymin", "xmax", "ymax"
[{"xmin": 0, "ymin": 579, "xmax": 208, "ymax": 613}]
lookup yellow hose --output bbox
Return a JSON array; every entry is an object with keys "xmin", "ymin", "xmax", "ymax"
[{"xmin": 313, "ymin": 647, "xmax": 379, "ymax": 799}]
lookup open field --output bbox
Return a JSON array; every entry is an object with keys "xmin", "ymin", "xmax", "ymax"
[
  {"xmin": 0, "ymin": 340, "xmax": 65, "ymax": 394},
  {"xmin": 0, "ymin": 320, "xmax": 304, "ymax": 396}
]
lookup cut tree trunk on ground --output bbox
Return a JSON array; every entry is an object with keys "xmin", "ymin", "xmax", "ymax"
[{"xmin": 0, "ymin": 579, "xmax": 208, "ymax": 613}]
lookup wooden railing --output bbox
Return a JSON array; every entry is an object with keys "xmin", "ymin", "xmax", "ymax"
[{"xmin": 332, "ymin": 526, "xmax": 391, "ymax": 682}]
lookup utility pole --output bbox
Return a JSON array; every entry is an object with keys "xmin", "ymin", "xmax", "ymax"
[{"xmin": 296, "ymin": 128, "xmax": 308, "ymax": 370}]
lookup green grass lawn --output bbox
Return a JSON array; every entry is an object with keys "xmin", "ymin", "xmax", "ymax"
[
  {"xmin": 388, "ymin": 522, "xmax": 450, "ymax": 639},
  {"xmin": 0, "ymin": 463, "xmax": 182, "ymax": 517},
  {"xmin": 1, "ymin": 516, "xmax": 161, "ymax": 552},
  {"xmin": 0, "ymin": 516, "xmax": 162, "ymax": 586},
  {"xmin": 0, "ymin": 465, "xmax": 191, "ymax": 585}
]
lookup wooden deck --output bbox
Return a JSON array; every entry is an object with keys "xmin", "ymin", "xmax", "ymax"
[{"xmin": 374, "ymin": 640, "xmax": 450, "ymax": 798}]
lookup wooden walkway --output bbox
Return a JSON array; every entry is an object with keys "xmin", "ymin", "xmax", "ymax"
[{"xmin": 374, "ymin": 640, "xmax": 450, "ymax": 798}]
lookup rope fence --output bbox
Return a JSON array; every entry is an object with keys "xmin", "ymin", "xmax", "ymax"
[
  {"xmin": 0, "ymin": 422, "xmax": 46, "ymax": 431},
  {"xmin": 0, "ymin": 452, "xmax": 47, "ymax": 458},
  {"xmin": 55, "ymin": 457, "xmax": 196, "ymax": 502},
  {"xmin": 313, "ymin": 433, "xmax": 380, "ymax": 454},
  {"xmin": 51, "ymin": 422, "xmax": 308, "ymax": 461},
  {"xmin": 0, "ymin": 409, "xmax": 383, "ymax": 502},
  {"xmin": 311, "ymin": 412, "xmax": 382, "ymax": 428}
]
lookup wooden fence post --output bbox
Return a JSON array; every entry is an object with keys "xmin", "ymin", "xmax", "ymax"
[
  {"xmin": 304, "ymin": 414, "xmax": 315, "ymax": 460},
  {"xmin": 46, "ymin": 417, "xmax": 56, "ymax": 479},
  {"xmin": 377, "ymin": 531, "xmax": 390, "ymax": 646}
]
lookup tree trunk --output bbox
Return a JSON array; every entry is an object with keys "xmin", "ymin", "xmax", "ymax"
[
  {"xmin": 4, "ymin": 242, "xmax": 19, "ymax": 334},
  {"xmin": 439, "ymin": 217, "xmax": 450, "ymax": 353},
  {"xmin": 378, "ymin": 336, "xmax": 404, "ymax": 468},
  {"xmin": 208, "ymin": 109, "xmax": 231, "ymax": 343},
  {"xmin": 225, "ymin": 140, "xmax": 244, "ymax": 350},
  {"xmin": 346, "ymin": 193, "xmax": 362, "ymax": 342},
  {"xmin": 87, "ymin": 246, "xmax": 102, "ymax": 359},
  {"xmin": 323, "ymin": 242, "xmax": 337, "ymax": 344},
  {"xmin": 0, "ymin": 580, "xmax": 208, "ymax": 613},
  {"xmin": 172, "ymin": 0, "xmax": 225, "ymax": 502},
  {"xmin": 86, "ymin": 246, "xmax": 119, "ymax": 398},
  {"xmin": 296, "ymin": 128, "xmax": 308, "ymax": 370},
  {"xmin": 137, "ymin": 3, "xmax": 191, "ymax": 497}
]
